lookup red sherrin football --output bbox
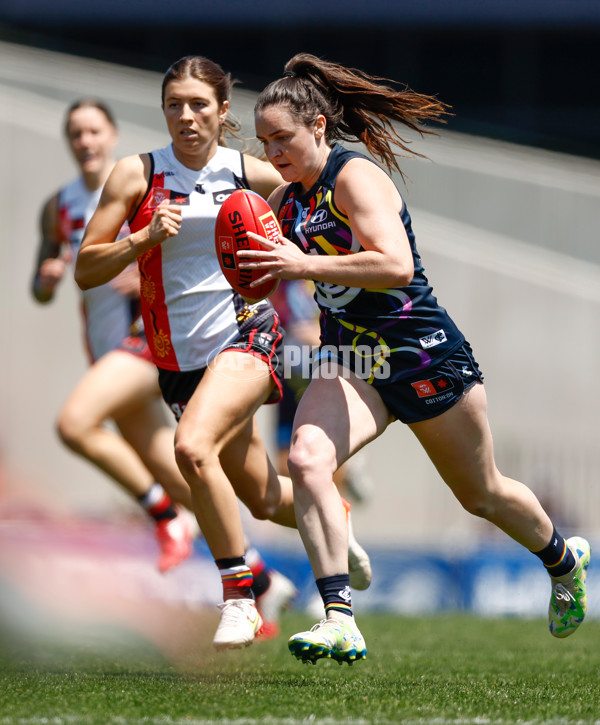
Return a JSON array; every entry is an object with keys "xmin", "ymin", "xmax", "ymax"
[{"xmin": 215, "ymin": 189, "xmax": 281, "ymax": 303}]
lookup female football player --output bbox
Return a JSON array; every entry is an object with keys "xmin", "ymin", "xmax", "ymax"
[
  {"xmin": 241, "ymin": 53, "xmax": 591, "ymax": 663},
  {"xmin": 33, "ymin": 99, "xmax": 195, "ymax": 573},
  {"xmin": 33, "ymin": 98, "xmax": 299, "ymax": 638}
]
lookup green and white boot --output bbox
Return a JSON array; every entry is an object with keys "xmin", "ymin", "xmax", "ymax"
[
  {"xmin": 288, "ymin": 616, "xmax": 367, "ymax": 665},
  {"xmin": 548, "ymin": 536, "xmax": 591, "ymax": 638}
]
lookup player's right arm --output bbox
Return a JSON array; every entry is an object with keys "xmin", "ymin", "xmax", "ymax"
[
  {"xmin": 75, "ymin": 154, "xmax": 182, "ymax": 290},
  {"xmin": 32, "ymin": 192, "xmax": 67, "ymax": 304}
]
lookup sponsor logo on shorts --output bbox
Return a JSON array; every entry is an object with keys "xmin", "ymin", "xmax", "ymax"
[
  {"xmin": 170, "ymin": 402, "xmax": 186, "ymax": 422},
  {"xmin": 419, "ymin": 329, "xmax": 447, "ymax": 349},
  {"xmin": 236, "ymin": 306, "xmax": 259, "ymax": 323},
  {"xmin": 424, "ymin": 391, "xmax": 454, "ymax": 405},
  {"xmin": 411, "ymin": 374, "xmax": 454, "ymax": 398}
]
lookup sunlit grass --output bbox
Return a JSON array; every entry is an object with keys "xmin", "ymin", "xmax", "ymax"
[{"xmin": 1, "ymin": 613, "xmax": 599, "ymax": 724}]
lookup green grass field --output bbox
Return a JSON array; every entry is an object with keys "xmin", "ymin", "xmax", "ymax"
[{"xmin": 1, "ymin": 612, "xmax": 599, "ymax": 724}]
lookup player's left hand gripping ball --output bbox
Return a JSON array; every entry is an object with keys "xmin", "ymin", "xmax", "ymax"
[{"xmin": 215, "ymin": 189, "xmax": 281, "ymax": 303}]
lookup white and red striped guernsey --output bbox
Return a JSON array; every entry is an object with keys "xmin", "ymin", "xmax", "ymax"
[
  {"xmin": 58, "ymin": 177, "xmax": 136, "ymax": 362},
  {"xmin": 129, "ymin": 144, "xmax": 269, "ymax": 372}
]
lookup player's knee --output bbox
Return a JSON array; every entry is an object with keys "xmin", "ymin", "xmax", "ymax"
[
  {"xmin": 244, "ymin": 497, "xmax": 274, "ymax": 521},
  {"xmin": 455, "ymin": 489, "xmax": 496, "ymax": 520},
  {"xmin": 287, "ymin": 428, "xmax": 335, "ymax": 488},
  {"xmin": 451, "ymin": 471, "xmax": 506, "ymax": 521},
  {"xmin": 55, "ymin": 409, "xmax": 85, "ymax": 452},
  {"xmin": 174, "ymin": 432, "xmax": 213, "ymax": 481},
  {"xmin": 173, "ymin": 437, "xmax": 197, "ymax": 478}
]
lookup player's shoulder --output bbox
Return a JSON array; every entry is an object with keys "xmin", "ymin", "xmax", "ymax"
[
  {"xmin": 337, "ymin": 154, "xmax": 398, "ymax": 196},
  {"xmin": 242, "ymin": 152, "xmax": 268, "ymax": 172},
  {"xmin": 339, "ymin": 154, "xmax": 389, "ymax": 182},
  {"xmin": 106, "ymin": 154, "xmax": 150, "ymax": 197},
  {"xmin": 334, "ymin": 154, "xmax": 403, "ymax": 219},
  {"xmin": 113, "ymin": 153, "xmax": 148, "ymax": 177},
  {"xmin": 268, "ymin": 182, "xmax": 291, "ymax": 212},
  {"xmin": 242, "ymin": 153, "xmax": 284, "ymax": 199}
]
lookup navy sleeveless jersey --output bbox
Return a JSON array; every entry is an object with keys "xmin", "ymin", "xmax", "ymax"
[{"xmin": 276, "ymin": 144, "xmax": 465, "ymax": 385}]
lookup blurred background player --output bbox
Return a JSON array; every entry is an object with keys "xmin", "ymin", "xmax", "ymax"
[
  {"xmin": 31, "ymin": 98, "xmax": 297, "ymax": 635},
  {"xmin": 31, "ymin": 99, "xmax": 195, "ymax": 572}
]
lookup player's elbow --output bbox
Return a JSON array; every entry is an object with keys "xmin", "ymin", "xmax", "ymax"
[
  {"xmin": 394, "ymin": 267, "xmax": 414, "ymax": 288},
  {"xmin": 74, "ymin": 272, "xmax": 88, "ymax": 290},
  {"xmin": 385, "ymin": 256, "xmax": 414, "ymax": 288},
  {"xmin": 74, "ymin": 264, "xmax": 93, "ymax": 291}
]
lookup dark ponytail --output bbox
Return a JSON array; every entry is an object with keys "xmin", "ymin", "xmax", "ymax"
[{"xmin": 255, "ymin": 53, "xmax": 451, "ymax": 176}]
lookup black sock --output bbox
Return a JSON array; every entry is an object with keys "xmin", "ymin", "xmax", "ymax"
[
  {"xmin": 532, "ymin": 527, "xmax": 575, "ymax": 577},
  {"xmin": 316, "ymin": 574, "xmax": 353, "ymax": 618},
  {"xmin": 138, "ymin": 483, "xmax": 177, "ymax": 522},
  {"xmin": 245, "ymin": 547, "xmax": 271, "ymax": 598},
  {"xmin": 250, "ymin": 568, "xmax": 270, "ymax": 599}
]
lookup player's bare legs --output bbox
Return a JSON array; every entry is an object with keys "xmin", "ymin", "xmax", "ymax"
[
  {"xmin": 286, "ymin": 363, "xmax": 387, "ymax": 663},
  {"xmin": 56, "ymin": 349, "xmax": 194, "ymax": 571},
  {"xmin": 409, "ymin": 383, "xmax": 553, "ymax": 550},
  {"xmin": 57, "ymin": 350, "xmax": 185, "ymax": 498},
  {"xmin": 221, "ymin": 416, "xmax": 295, "ymax": 527},
  {"xmin": 411, "ymin": 383, "xmax": 591, "ymax": 639},
  {"xmin": 288, "ymin": 364, "xmax": 390, "ymax": 580},
  {"xmin": 174, "ymin": 350, "xmax": 296, "ymax": 559},
  {"xmin": 114, "ymin": 396, "xmax": 192, "ymax": 509},
  {"xmin": 174, "ymin": 350, "xmax": 298, "ymax": 648}
]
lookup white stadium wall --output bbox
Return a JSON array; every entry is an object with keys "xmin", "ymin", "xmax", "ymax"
[{"xmin": 1, "ymin": 41, "xmax": 599, "ymax": 551}]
